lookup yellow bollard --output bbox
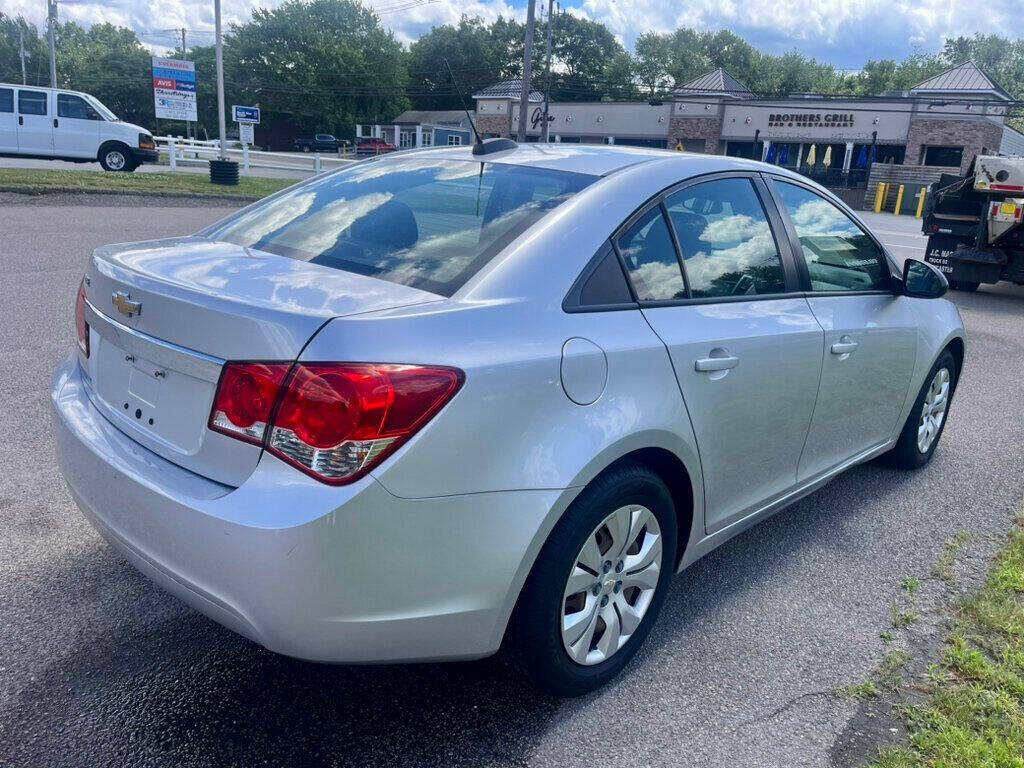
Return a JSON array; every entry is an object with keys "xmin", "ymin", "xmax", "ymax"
[
  {"xmin": 874, "ymin": 182, "xmax": 887, "ymax": 213},
  {"xmin": 916, "ymin": 187, "xmax": 927, "ymax": 218},
  {"xmin": 893, "ymin": 184, "xmax": 905, "ymax": 216}
]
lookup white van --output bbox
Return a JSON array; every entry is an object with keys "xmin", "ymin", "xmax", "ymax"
[{"xmin": 0, "ymin": 83, "xmax": 157, "ymax": 172}]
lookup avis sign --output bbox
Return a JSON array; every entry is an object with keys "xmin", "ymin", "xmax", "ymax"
[{"xmin": 152, "ymin": 57, "xmax": 197, "ymax": 122}]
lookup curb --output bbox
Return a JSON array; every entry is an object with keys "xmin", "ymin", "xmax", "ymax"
[{"xmin": 0, "ymin": 185, "xmax": 261, "ymax": 203}]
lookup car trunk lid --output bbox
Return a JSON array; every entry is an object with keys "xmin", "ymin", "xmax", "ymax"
[{"xmin": 80, "ymin": 236, "xmax": 439, "ymax": 486}]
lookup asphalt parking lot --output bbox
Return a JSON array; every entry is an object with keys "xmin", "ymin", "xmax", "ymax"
[{"xmin": 1, "ymin": 193, "xmax": 1022, "ymax": 768}]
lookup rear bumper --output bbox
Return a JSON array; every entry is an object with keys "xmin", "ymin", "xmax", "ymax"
[
  {"xmin": 52, "ymin": 354, "xmax": 562, "ymax": 662},
  {"xmin": 130, "ymin": 148, "xmax": 159, "ymax": 164}
]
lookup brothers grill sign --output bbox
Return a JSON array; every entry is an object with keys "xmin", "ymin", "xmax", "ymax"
[{"xmin": 768, "ymin": 113, "xmax": 856, "ymax": 128}]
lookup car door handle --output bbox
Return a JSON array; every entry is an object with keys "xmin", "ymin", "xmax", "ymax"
[
  {"xmin": 831, "ymin": 339, "xmax": 859, "ymax": 355},
  {"xmin": 18, "ymin": 115, "xmax": 23, "ymax": 126},
  {"xmin": 695, "ymin": 355, "xmax": 739, "ymax": 372},
  {"xmin": 53, "ymin": 118, "xmax": 58, "ymax": 128}
]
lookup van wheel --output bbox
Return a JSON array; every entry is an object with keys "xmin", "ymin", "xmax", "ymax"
[
  {"xmin": 99, "ymin": 143, "xmax": 135, "ymax": 172},
  {"xmin": 510, "ymin": 462, "xmax": 677, "ymax": 697}
]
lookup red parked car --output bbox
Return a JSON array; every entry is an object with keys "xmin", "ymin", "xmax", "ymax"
[{"xmin": 357, "ymin": 137, "xmax": 397, "ymax": 155}]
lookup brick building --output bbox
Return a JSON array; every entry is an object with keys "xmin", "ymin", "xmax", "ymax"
[{"xmin": 466, "ymin": 61, "xmax": 1023, "ymax": 177}]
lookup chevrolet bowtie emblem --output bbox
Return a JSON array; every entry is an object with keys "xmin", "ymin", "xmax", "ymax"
[{"xmin": 112, "ymin": 290, "xmax": 142, "ymax": 318}]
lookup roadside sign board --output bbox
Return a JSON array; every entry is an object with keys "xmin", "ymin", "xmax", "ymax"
[
  {"xmin": 238, "ymin": 123, "xmax": 255, "ymax": 145},
  {"xmin": 232, "ymin": 105, "xmax": 260, "ymax": 124},
  {"xmin": 151, "ymin": 57, "xmax": 197, "ymax": 122}
]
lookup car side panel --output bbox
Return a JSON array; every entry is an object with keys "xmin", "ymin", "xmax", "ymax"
[{"xmin": 299, "ymin": 299, "xmax": 703, "ymax": 503}]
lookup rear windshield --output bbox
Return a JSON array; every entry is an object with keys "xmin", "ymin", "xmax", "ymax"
[{"xmin": 206, "ymin": 156, "xmax": 594, "ymax": 296}]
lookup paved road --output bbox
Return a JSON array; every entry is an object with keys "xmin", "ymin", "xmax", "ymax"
[{"xmin": 1, "ymin": 196, "xmax": 1022, "ymax": 768}]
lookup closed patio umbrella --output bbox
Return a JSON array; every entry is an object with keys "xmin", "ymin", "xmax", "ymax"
[
  {"xmin": 857, "ymin": 145, "xmax": 868, "ymax": 168},
  {"xmin": 778, "ymin": 144, "xmax": 789, "ymax": 165},
  {"xmin": 805, "ymin": 144, "xmax": 817, "ymax": 168},
  {"xmin": 765, "ymin": 144, "xmax": 777, "ymax": 164},
  {"xmin": 823, "ymin": 146, "xmax": 833, "ymax": 167}
]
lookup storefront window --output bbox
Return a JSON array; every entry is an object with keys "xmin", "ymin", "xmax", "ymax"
[
  {"xmin": 923, "ymin": 146, "xmax": 963, "ymax": 167},
  {"xmin": 725, "ymin": 141, "xmax": 764, "ymax": 160}
]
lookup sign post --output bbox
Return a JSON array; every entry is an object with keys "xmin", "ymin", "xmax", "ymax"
[
  {"xmin": 232, "ymin": 105, "xmax": 260, "ymax": 155},
  {"xmin": 151, "ymin": 57, "xmax": 197, "ymax": 123}
]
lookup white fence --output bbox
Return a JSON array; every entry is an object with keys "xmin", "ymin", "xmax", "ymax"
[{"xmin": 155, "ymin": 136, "xmax": 356, "ymax": 177}]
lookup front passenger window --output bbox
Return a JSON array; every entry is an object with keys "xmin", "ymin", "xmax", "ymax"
[{"xmin": 774, "ymin": 181, "xmax": 889, "ymax": 292}]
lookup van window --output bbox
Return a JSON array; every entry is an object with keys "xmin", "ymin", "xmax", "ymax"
[
  {"xmin": 0, "ymin": 88, "xmax": 12, "ymax": 113},
  {"xmin": 18, "ymin": 90, "xmax": 47, "ymax": 116},
  {"xmin": 58, "ymin": 94, "xmax": 99, "ymax": 120}
]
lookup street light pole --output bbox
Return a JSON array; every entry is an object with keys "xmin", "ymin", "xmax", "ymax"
[
  {"xmin": 516, "ymin": 0, "xmax": 537, "ymax": 143},
  {"xmin": 214, "ymin": 0, "xmax": 227, "ymax": 159},
  {"xmin": 540, "ymin": 0, "xmax": 554, "ymax": 143},
  {"xmin": 46, "ymin": 0, "xmax": 57, "ymax": 88}
]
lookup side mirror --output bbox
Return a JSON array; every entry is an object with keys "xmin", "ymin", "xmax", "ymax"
[{"xmin": 902, "ymin": 258, "xmax": 948, "ymax": 299}]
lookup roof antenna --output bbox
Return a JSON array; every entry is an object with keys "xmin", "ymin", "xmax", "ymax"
[
  {"xmin": 444, "ymin": 58, "xmax": 484, "ymax": 149},
  {"xmin": 443, "ymin": 58, "xmax": 518, "ymax": 157}
]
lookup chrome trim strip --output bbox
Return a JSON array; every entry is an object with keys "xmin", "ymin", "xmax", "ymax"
[{"xmin": 84, "ymin": 298, "xmax": 224, "ymax": 383}]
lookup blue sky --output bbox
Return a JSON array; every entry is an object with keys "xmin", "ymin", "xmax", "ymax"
[{"xmin": 5, "ymin": 0, "xmax": 1022, "ymax": 70}]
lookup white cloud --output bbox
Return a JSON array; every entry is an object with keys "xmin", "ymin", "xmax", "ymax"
[{"xmin": 3, "ymin": 0, "xmax": 1021, "ymax": 66}]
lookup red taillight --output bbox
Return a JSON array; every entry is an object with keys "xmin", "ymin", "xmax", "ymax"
[
  {"xmin": 208, "ymin": 362, "xmax": 463, "ymax": 484},
  {"xmin": 209, "ymin": 363, "xmax": 291, "ymax": 445},
  {"xmin": 75, "ymin": 280, "xmax": 89, "ymax": 358}
]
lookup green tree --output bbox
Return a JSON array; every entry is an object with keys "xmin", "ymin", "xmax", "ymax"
[
  {"xmin": 548, "ymin": 13, "xmax": 623, "ymax": 101},
  {"xmin": 601, "ymin": 52, "xmax": 638, "ymax": 101},
  {"xmin": 633, "ymin": 32, "xmax": 672, "ymax": 96},
  {"xmin": 407, "ymin": 17, "xmax": 504, "ymax": 110},
  {"xmin": 227, "ymin": 0, "xmax": 408, "ymax": 138},
  {"xmin": 0, "ymin": 13, "xmax": 48, "ymax": 86}
]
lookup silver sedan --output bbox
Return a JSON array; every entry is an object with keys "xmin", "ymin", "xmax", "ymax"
[{"xmin": 52, "ymin": 141, "xmax": 965, "ymax": 696}]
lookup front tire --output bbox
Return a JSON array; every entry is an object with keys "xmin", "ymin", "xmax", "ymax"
[
  {"xmin": 98, "ymin": 143, "xmax": 135, "ymax": 172},
  {"xmin": 511, "ymin": 462, "xmax": 677, "ymax": 697},
  {"xmin": 883, "ymin": 350, "xmax": 957, "ymax": 469}
]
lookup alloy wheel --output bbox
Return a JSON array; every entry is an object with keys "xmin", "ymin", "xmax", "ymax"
[
  {"xmin": 917, "ymin": 367, "xmax": 950, "ymax": 454},
  {"xmin": 561, "ymin": 504, "xmax": 662, "ymax": 666},
  {"xmin": 105, "ymin": 150, "xmax": 126, "ymax": 170}
]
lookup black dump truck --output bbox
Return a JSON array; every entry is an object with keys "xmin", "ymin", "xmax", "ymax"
[{"xmin": 923, "ymin": 154, "xmax": 1024, "ymax": 291}]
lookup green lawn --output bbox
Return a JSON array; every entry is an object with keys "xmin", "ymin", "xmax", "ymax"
[
  {"xmin": 0, "ymin": 168, "xmax": 293, "ymax": 199},
  {"xmin": 873, "ymin": 515, "xmax": 1024, "ymax": 768}
]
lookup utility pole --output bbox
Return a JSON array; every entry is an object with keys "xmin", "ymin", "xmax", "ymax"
[
  {"xmin": 516, "ymin": 0, "xmax": 537, "ymax": 143},
  {"xmin": 540, "ymin": 0, "xmax": 555, "ymax": 142},
  {"xmin": 47, "ymin": 0, "xmax": 57, "ymax": 88},
  {"xmin": 214, "ymin": 0, "xmax": 227, "ymax": 159},
  {"xmin": 19, "ymin": 26, "xmax": 27, "ymax": 85}
]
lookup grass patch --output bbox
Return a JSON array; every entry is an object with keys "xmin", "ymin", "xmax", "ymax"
[
  {"xmin": 933, "ymin": 532, "xmax": 972, "ymax": 584},
  {"xmin": 868, "ymin": 520, "xmax": 1024, "ymax": 768},
  {"xmin": 0, "ymin": 168, "xmax": 291, "ymax": 199}
]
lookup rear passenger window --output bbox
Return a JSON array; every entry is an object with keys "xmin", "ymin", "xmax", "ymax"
[
  {"xmin": 18, "ymin": 90, "xmax": 47, "ymax": 115},
  {"xmin": 616, "ymin": 206, "xmax": 685, "ymax": 301},
  {"xmin": 665, "ymin": 178, "xmax": 785, "ymax": 298},
  {"xmin": 774, "ymin": 181, "xmax": 889, "ymax": 292},
  {"xmin": 0, "ymin": 88, "xmax": 12, "ymax": 113}
]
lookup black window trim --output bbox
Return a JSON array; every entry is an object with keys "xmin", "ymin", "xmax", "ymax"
[
  {"xmin": 0, "ymin": 87, "xmax": 13, "ymax": 114},
  {"xmin": 761, "ymin": 172, "xmax": 901, "ymax": 298},
  {"xmin": 562, "ymin": 240, "xmax": 639, "ymax": 313}
]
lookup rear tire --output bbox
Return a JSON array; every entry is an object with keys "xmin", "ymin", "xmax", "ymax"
[
  {"xmin": 510, "ymin": 462, "xmax": 677, "ymax": 697},
  {"xmin": 883, "ymin": 350, "xmax": 957, "ymax": 470}
]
